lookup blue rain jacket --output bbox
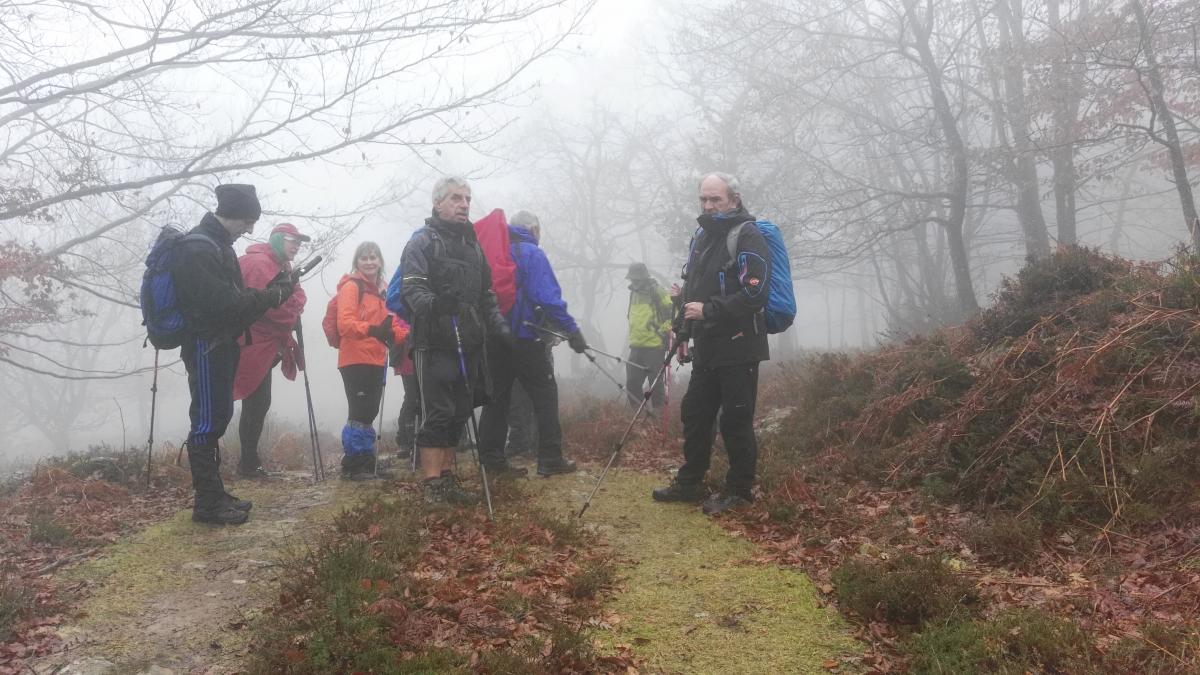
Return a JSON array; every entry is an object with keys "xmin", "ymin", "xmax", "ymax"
[{"xmin": 508, "ymin": 226, "xmax": 579, "ymax": 340}]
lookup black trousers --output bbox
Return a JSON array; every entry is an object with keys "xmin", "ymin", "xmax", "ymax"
[
  {"xmin": 340, "ymin": 364, "xmax": 385, "ymax": 425},
  {"xmin": 238, "ymin": 367, "xmax": 272, "ymax": 470},
  {"xmin": 677, "ymin": 363, "xmax": 760, "ymax": 499},
  {"xmin": 396, "ymin": 372, "xmax": 420, "ymax": 450},
  {"xmin": 626, "ymin": 345, "xmax": 667, "ymax": 408},
  {"xmin": 506, "ymin": 379, "xmax": 537, "ymax": 455},
  {"xmin": 413, "ymin": 348, "xmax": 478, "ymax": 448},
  {"xmin": 182, "ymin": 337, "xmax": 240, "ymax": 448},
  {"xmin": 478, "ymin": 339, "xmax": 562, "ymax": 468}
]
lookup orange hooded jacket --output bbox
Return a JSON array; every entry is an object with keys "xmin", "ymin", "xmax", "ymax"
[{"xmin": 335, "ymin": 272, "xmax": 409, "ymax": 368}]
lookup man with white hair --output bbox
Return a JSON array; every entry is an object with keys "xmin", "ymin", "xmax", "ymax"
[
  {"xmin": 476, "ymin": 209, "xmax": 586, "ymax": 477},
  {"xmin": 397, "ymin": 176, "xmax": 512, "ymax": 505},
  {"xmin": 653, "ymin": 172, "xmax": 771, "ymax": 515}
]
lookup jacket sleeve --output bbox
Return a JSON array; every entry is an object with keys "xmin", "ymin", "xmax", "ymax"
[
  {"xmin": 173, "ymin": 240, "xmax": 275, "ymax": 326},
  {"xmin": 522, "ymin": 247, "xmax": 578, "ymax": 334},
  {"xmin": 704, "ymin": 225, "xmax": 770, "ymax": 323},
  {"xmin": 657, "ymin": 287, "xmax": 673, "ymax": 336},
  {"xmin": 476, "ymin": 245, "xmax": 508, "ymax": 336},
  {"xmin": 336, "ymin": 282, "xmax": 371, "ymax": 340},
  {"xmin": 400, "ymin": 234, "xmax": 436, "ymax": 320}
]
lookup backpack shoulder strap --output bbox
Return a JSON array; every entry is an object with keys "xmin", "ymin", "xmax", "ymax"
[
  {"xmin": 178, "ymin": 232, "xmax": 220, "ymax": 250},
  {"xmin": 724, "ymin": 221, "xmax": 752, "ymax": 263}
]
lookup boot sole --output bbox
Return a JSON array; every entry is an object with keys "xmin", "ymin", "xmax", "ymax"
[{"xmin": 192, "ymin": 514, "xmax": 249, "ymax": 525}]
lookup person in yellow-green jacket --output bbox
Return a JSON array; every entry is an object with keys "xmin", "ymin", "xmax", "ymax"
[{"xmin": 625, "ymin": 262, "xmax": 673, "ymax": 412}]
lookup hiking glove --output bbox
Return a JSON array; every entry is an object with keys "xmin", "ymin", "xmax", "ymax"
[
  {"xmin": 567, "ymin": 330, "xmax": 588, "ymax": 354},
  {"xmin": 264, "ymin": 277, "xmax": 295, "ymax": 308},
  {"xmin": 368, "ymin": 315, "xmax": 394, "ymax": 346},
  {"xmin": 494, "ymin": 323, "xmax": 516, "ymax": 349},
  {"xmin": 431, "ymin": 291, "xmax": 460, "ymax": 316}
]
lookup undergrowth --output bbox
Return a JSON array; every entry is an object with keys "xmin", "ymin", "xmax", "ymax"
[{"xmin": 247, "ymin": 487, "xmax": 627, "ymax": 673}]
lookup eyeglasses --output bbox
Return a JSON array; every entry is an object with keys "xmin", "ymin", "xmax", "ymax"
[{"xmin": 282, "ymin": 235, "xmax": 304, "ymax": 244}]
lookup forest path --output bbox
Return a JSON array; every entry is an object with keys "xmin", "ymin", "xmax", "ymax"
[
  {"xmin": 529, "ymin": 469, "xmax": 862, "ymax": 674},
  {"xmin": 27, "ymin": 473, "xmax": 367, "ymax": 675}
]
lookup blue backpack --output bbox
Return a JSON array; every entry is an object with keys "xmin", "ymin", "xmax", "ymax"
[
  {"xmin": 386, "ymin": 227, "xmax": 444, "ymax": 321},
  {"xmin": 139, "ymin": 226, "xmax": 217, "ymax": 349},
  {"xmin": 688, "ymin": 219, "xmax": 796, "ymax": 335}
]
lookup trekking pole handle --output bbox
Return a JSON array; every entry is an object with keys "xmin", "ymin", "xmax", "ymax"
[{"xmin": 291, "ymin": 254, "xmax": 322, "ymax": 281}]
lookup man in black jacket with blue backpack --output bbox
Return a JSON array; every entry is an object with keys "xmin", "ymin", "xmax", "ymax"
[
  {"xmin": 171, "ymin": 184, "xmax": 294, "ymax": 525},
  {"xmin": 653, "ymin": 172, "xmax": 771, "ymax": 516}
]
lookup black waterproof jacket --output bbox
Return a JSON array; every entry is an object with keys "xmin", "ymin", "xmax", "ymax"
[
  {"xmin": 676, "ymin": 206, "xmax": 771, "ymax": 368},
  {"xmin": 169, "ymin": 212, "xmax": 278, "ymax": 341},
  {"xmin": 400, "ymin": 213, "xmax": 507, "ymax": 351}
]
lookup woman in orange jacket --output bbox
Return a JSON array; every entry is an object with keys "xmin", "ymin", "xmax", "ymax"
[{"xmin": 337, "ymin": 241, "xmax": 410, "ymax": 480}]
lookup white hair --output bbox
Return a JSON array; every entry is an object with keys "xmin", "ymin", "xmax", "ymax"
[
  {"xmin": 432, "ymin": 175, "xmax": 471, "ymax": 204},
  {"xmin": 700, "ymin": 172, "xmax": 742, "ymax": 202},
  {"xmin": 510, "ymin": 210, "xmax": 540, "ymax": 229}
]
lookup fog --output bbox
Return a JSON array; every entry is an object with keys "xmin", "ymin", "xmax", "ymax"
[{"xmin": 2, "ymin": 0, "xmax": 1198, "ymax": 463}]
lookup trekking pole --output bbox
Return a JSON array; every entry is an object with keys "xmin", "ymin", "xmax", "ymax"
[
  {"xmin": 576, "ymin": 331, "xmax": 688, "ymax": 520},
  {"xmin": 375, "ymin": 347, "xmax": 389, "ymax": 477},
  {"xmin": 145, "ymin": 349, "xmax": 160, "ymax": 486},
  {"xmin": 295, "ymin": 318, "xmax": 326, "ymax": 483},
  {"xmin": 450, "ymin": 316, "xmax": 494, "ymax": 521},
  {"xmin": 523, "ymin": 322, "xmax": 651, "ymax": 371},
  {"xmin": 520, "ymin": 321, "xmax": 633, "ymax": 398}
]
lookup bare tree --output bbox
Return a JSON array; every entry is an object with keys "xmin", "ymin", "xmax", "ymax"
[{"xmin": 0, "ymin": 0, "xmax": 594, "ymax": 375}]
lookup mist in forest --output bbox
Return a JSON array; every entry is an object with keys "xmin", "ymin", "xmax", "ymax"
[{"xmin": 1, "ymin": 0, "xmax": 1197, "ymax": 462}]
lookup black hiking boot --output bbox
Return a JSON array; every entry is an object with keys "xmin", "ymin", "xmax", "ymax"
[
  {"xmin": 537, "ymin": 458, "xmax": 577, "ymax": 477},
  {"xmin": 702, "ymin": 493, "xmax": 751, "ymax": 516},
  {"xmin": 441, "ymin": 473, "xmax": 480, "ymax": 505},
  {"xmin": 651, "ymin": 480, "xmax": 705, "ymax": 503},
  {"xmin": 237, "ymin": 465, "xmax": 270, "ymax": 479},
  {"xmin": 193, "ymin": 503, "xmax": 250, "ymax": 525},
  {"xmin": 222, "ymin": 492, "xmax": 253, "ymax": 512},
  {"xmin": 484, "ymin": 462, "xmax": 528, "ymax": 479},
  {"xmin": 422, "ymin": 477, "xmax": 449, "ymax": 505}
]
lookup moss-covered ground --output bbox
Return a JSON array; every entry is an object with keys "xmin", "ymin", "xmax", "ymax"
[{"xmin": 530, "ymin": 470, "xmax": 862, "ymax": 674}]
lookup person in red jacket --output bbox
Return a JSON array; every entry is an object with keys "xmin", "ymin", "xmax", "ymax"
[
  {"xmin": 337, "ymin": 241, "xmax": 410, "ymax": 480},
  {"xmin": 232, "ymin": 223, "xmax": 310, "ymax": 478}
]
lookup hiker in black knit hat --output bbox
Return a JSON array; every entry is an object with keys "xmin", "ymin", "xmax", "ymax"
[{"xmin": 171, "ymin": 183, "xmax": 296, "ymax": 525}]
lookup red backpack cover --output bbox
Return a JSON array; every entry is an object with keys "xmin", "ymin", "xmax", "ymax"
[
  {"xmin": 473, "ymin": 208, "xmax": 517, "ymax": 315},
  {"xmin": 321, "ymin": 279, "xmax": 365, "ymax": 348}
]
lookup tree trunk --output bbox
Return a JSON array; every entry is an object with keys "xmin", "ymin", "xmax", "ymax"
[
  {"xmin": 908, "ymin": 0, "xmax": 979, "ymax": 314},
  {"xmin": 996, "ymin": 0, "xmax": 1052, "ymax": 259},
  {"xmin": 1129, "ymin": 0, "xmax": 1200, "ymax": 246},
  {"xmin": 1048, "ymin": 0, "xmax": 1084, "ymax": 247}
]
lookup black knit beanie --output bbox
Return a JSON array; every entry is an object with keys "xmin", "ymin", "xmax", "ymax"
[{"xmin": 214, "ymin": 184, "xmax": 262, "ymax": 222}]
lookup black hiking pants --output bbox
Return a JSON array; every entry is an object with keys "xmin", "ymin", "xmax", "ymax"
[
  {"xmin": 238, "ymin": 365, "xmax": 273, "ymax": 471},
  {"xmin": 677, "ymin": 363, "xmax": 759, "ymax": 500},
  {"xmin": 182, "ymin": 337, "xmax": 239, "ymax": 510},
  {"xmin": 478, "ymin": 338, "xmax": 563, "ymax": 468},
  {"xmin": 413, "ymin": 348, "xmax": 479, "ymax": 448},
  {"xmin": 396, "ymin": 372, "xmax": 420, "ymax": 451}
]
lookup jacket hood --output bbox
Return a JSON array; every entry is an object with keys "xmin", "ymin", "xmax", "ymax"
[
  {"xmin": 243, "ymin": 242, "xmax": 280, "ymax": 261},
  {"xmin": 508, "ymin": 225, "xmax": 538, "ymax": 246}
]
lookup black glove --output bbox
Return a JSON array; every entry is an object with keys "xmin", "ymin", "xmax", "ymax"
[
  {"xmin": 493, "ymin": 322, "xmax": 516, "ymax": 349},
  {"xmin": 567, "ymin": 330, "xmax": 588, "ymax": 354},
  {"xmin": 431, "ymin": 290, "xmax": 460, "ymax": 316},
  {"xmin": 367, "ymin": 315, "xmax": 394, "ymax": 346},
  {"xmin": 264, "ymin": 276, "xmax": 295, "ymax": 308}
]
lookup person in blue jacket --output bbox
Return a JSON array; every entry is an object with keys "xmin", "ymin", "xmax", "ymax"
[{"xmin": 476, "ymin": 210, "xmax": 589, "ymax": 477}]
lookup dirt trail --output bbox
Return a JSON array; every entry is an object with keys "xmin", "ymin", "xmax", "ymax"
[
  {"xmin": 27, "ymin": 473, "xmax": 367, "ymax": 675},
  {"xmin": 530, "ymin": 469, "xmax": 862, "ymax": 674},
  {"xmin": 26, "ymin": 464, "xmax": 861, "ymax": 674}
]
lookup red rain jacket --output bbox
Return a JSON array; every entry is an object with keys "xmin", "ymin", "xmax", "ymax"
[{"xmin": 233, "ymin": 243, "xmax": 307, "ymax": 401}]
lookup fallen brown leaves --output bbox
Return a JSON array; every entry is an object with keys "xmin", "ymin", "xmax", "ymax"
[{"xmin": 0, "ymin": 456, "xmax": 190, "ymax": 671}]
